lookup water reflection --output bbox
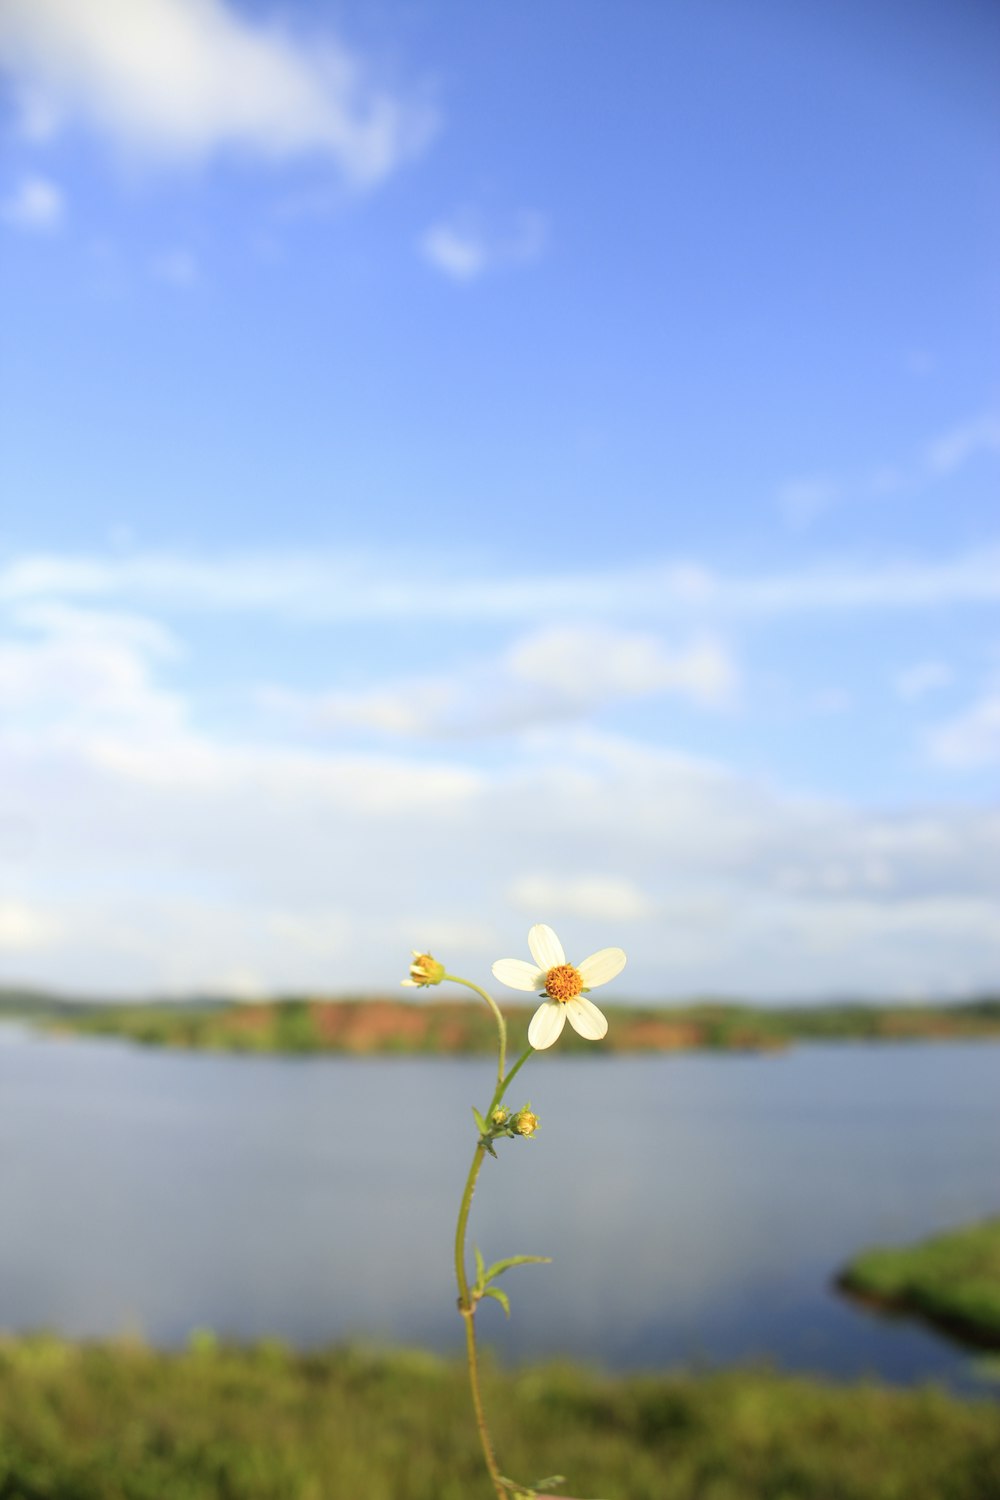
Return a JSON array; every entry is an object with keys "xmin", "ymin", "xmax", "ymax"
[{"xmin": 0, "ymin": 1028, "xmax": 997, "ymax": 1393}]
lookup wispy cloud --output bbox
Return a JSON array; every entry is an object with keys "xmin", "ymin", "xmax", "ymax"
[
  {"xmin": 1, "ymin": 600, "xmax": 997, "ymax": 996},
  {"xmin": 929, "ymin": 684, "xmax": 1000, "ymax": 768},
  {"xmin": 1, "ymin": 172, "xmax": 63, "ymax": 230},
  {"xmin": 508, "ymin": 874, "xmax": 654, "ymax": 923},
  {"xmin": 776, "ymin": 408, "xmax": 1000, "ymax": 527},
  {"xmin": 926, "ymin": 413, "xmax": 1000, "ymax": 475},
  {"xmin": 2, "ymin": 545, "xmax": 998, "ymax": 624},
  {"xmin": 420, "ymin": 208, "xmax": 547, "ymax": 281},
  {"xmin": 261, "ymin": 625, "xmax": 736, "ymax": 740},
  {"xmin": 0, "ymin": 0, "xmax": 435, "ymax": 184}
]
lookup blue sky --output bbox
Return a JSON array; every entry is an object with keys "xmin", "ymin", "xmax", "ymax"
[{"xmin": 0, "ymin": 0, "xmax": 997, "ymax": 1000}]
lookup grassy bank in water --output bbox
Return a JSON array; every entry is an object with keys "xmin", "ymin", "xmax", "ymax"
[
  {"xmin": 0, "ymin": 1338, "xmax": 998, "ymax": 1500},
  {"xmin": 42, "ymin": 994, "xmax": 1000, "ymax": 1055},
  {"xmin": 839, "ymin": 1218, "xmax": 1000, "ymax": 1350}
]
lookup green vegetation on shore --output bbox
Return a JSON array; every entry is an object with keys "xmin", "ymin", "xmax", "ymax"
[
  {"xmin": 28, "ymin": 992, "xmax": 1000, "ymax": 1056},
  {"xmin": 0, "ymin": 1337, "xmax": 997, "ymax": 1500},
  {"xmin": 839, "ymin": 1219, "xmax": 1000, "ymax": 1351}
]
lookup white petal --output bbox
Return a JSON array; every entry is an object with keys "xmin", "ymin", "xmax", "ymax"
[
  {"xmin": 528, "ymin": 999, "xmax": 567, "ymax": 1050},
  {"xmin": 565, "ymin": 994, "xmax": 608, "ymax": 1040},
  {"xmin": 492, "ymin": 958, "xmax": 545, "ymax": 992},
  {"xmin": 577, "ymin": 947, "xmax": 626, "ymax": 989},
  {"xmin": 528, "ymin": 924, "xmax": 566, "ymax": 970}
]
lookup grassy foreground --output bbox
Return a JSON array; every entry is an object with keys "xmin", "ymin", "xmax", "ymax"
[
  {"xmin": 0, "ymin": 1339, "xmax": 998, "ymax": 1500},
  {"xmin": 39, "ymin": 993, "xmax": 1000, "ymax": 1056},
  {"xmin": 839, "ymin": 1219, "xmax": 1000, "ymax": 1351}
]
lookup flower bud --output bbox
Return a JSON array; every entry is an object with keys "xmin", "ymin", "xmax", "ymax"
[
  {"xmin": 491, "ymin": 1107, "xmax": 510, "ymax": 1128},
  {"xmin": 401, "ymin": 951, "xmax": 446, "ymax": 987},
  {"xmin": 514, "ymin": 1108, "xmax": 539, "ymax": 1137}
]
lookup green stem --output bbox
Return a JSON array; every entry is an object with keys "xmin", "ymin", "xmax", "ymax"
[
  {"xmin": 444, "ymin": 973, "xmax": 507, "ymax": 1090},
  {"xmin": 454, "ymin": 1141, "xmax": 506, "ymax": 1498},
  {"xmin": 446, "ymin": 975, "xmax": 536, "ymax": 1498},
  {"xmin": 494, "ymin": 1046, "xmax": 532, "ymax": 1112}
]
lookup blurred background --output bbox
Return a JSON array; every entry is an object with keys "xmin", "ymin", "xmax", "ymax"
[
  {"xmin": 1, "ymin": 8, "xmax": 1000, "ymax": 1494},
  {"xmin": 1, "ymin": 0, "xmax": 997, "ymax": 1004}
]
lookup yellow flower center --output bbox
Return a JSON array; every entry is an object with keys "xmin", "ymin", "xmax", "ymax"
[{"xmin": 544, "ymin": 963, "xmax": 583, "ymax": 1002}]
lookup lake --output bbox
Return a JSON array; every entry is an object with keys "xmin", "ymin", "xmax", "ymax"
[{"xmin": 1, "ymin": 1026, "xmax": 998, "ymax": 1394}]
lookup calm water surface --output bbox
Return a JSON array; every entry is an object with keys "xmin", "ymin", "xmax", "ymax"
[{"xmin": 1, "ymin": 1027, "xmax": 998, "ymax": 1394}]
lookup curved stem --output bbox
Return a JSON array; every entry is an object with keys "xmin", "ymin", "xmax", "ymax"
[
  {"xmin": 447, "ymin": 977, "xmax": 536, "ymax": 1498},
  {"xmin": 445, "ymin": 973, "xmax": 507, "ymax": 1089},
  {"xmin": 454, "ymin": 1141, "xmax": 485, "ymax": 1309}
]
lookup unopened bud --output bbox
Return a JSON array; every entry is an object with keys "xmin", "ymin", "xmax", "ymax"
[
  {"xmin": 514, "ymin": 1109, "xmax": 539, "ymax": 1137},
  {"xmin": 401, "ymin": 951, "xmax": 446, "ymax": 987}
]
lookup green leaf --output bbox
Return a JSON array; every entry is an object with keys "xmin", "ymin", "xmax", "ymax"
[
  {"xmin": 484, "ymin": 1254, "xmax": 551, "ymax": 1284},
  {"xmin": 482, "ymin": 1285, "xmax": 511, "ymax": 1318},
  {"xmin": 473, "ymin": 1245, "xmax": 485, "ymax": 1292},
  {"xmin": 471, "ymin": 1107, "xmax": 488, "ymax": 1134}
]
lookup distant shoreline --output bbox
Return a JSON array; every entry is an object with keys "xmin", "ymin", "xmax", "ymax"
[{"xmin": 8, "ymin": 992, "xmax": 999, "ymax": 1056}]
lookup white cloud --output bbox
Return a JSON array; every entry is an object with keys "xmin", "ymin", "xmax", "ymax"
[
  {"xmin": 0, "ymin": 608, "xmax": 997, "ymax": 997},
  {"xmin": 506, "ymin": 626, "xmax": 734, "ymax": 707},
  {"xmin": 419, "ymin": 224, "xmax": 485, "ymax": 281},
  {"xmin": 1, "ymin": 173, "xmax": 63, "ymax": 230},
  {"xmin": 0, "ymin": 902, "xmax": 59, "ymax": 951},
  {"xmin": 0, "ymin": 0, "xmax": 435, "ymax": 184},
  {"xmin": 0, "ymin": 580, "xmax": 997, "ymax": 1000},
  {"xmin": 420, "ymin": 209, "xmax": 547, "ymax": 281},
  {"xmin": 264, "ymin": 624, "xmax": 736, "ymax": 740},
  {"xmin": 929, "ymin": 687, "xmax": 1000, "ymax": 768},
  {"xmin": 508, "ymin": 875, "xmax": 654, "ymax": 923},
  {"xmin": 0, "ymin": 602, "xmax": 185, "ymax": 747},
  {"xmin": 1, "ymin": 545, "xmax": 999, "ymax": 624}
]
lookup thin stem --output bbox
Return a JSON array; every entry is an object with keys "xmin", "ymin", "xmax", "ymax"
[
  {"xmin": 462, "ymin": 1266, "xmax": 507, "ymax": 1499},
  {"xmin": 454, "ymin": 1139, "xmax": 506, "ymax": 1499},
  {"xmin": 454, "ymin": 1141, "xmax": 485, "ymax": 1308},
  {"xmin": 447, "ymin": 975, "xmax": 536, "ymax": 1498},
  {"xmin": 444, "ymin": 973, "xmax": 507, "ymax": 1089},
  {"xmin": 494, "ymin": 1046, "xmax": 532, "ymax": 1113}
]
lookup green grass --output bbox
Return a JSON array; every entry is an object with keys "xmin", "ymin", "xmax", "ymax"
[
  {"xmin": 0, "ymin": 1337, "xmax": 998, "ymax": 1500},
  {"xmin": 839, "ymin": 1219, "xmax": 1000, "ymax": 1350}
]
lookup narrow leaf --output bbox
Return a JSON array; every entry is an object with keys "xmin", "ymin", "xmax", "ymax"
[
  {"xmin": 484, "ymin": 1254, "xmax": 552, "ymax": 1284},
  {"xmin": 482, "ymin": 1285, "xmax": 511, "ymax": 1318},
  {"xmin": 473, "ymin": 1245, "xmax": 485, "ymax": 1292},
  {"xmin": 471, "ymin": 1107, "xmax": 488, "ymax": 1134}
]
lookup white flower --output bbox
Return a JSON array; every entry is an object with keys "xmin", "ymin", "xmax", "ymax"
[{"xmin": 491, "ymin": 924, "xmax": 626, "ymax": 1050}]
